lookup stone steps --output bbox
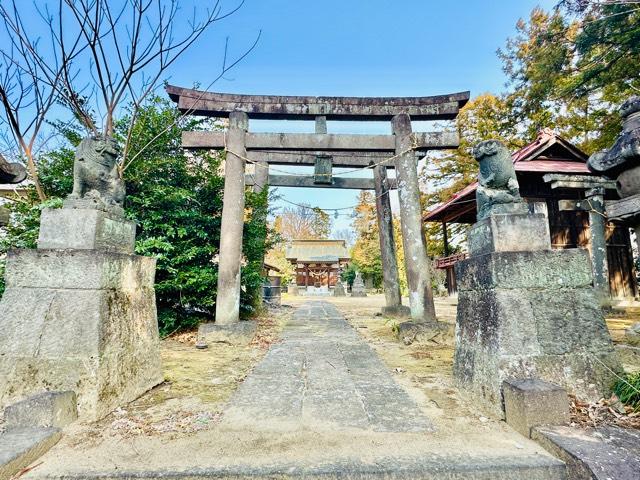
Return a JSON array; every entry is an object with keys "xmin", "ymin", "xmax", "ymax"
[
  {"xmin": 534, "ymin": 425, "xmax": 640, "ymax": 479},
  {"xmin": 25, "ymin": 455, "xmax": 566, "ymax": 480},
  {"xmin": 0, "ymin": 427, "xmax": 61, "ymax": 480}
]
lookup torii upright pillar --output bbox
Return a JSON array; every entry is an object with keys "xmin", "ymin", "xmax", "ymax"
[
  {"xmin": 253, "ymin": 161, "xmax": 269, "ymax": 194},
  {"xmin": 373, "ymin": 164, "xmax": 405, "ymax": 316},
  {"xmin": 216, "ymin": 111, "xmax": 249, "ymax": 325},
  {"xmin": 392, "ymin": 114, "xmax": 436, "ymax": 322}
]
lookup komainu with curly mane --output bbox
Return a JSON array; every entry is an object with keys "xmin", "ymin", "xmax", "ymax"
[{"xmin": 68, "ymin": 135, "xmax": 125, "ymax": 210}]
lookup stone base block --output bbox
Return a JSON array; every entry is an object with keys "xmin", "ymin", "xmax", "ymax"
[
  {"xmin": 4, "ymin": 391, "xmax": 77, "ymax": 429},
  {"xmin": 468, "ymin": 213, "xmax": 550, "ymax": 256},
  {"xmin": 351, "ymin": 290, "xmax": 367, "ymax": 297},
  {"xmin": 456, "ymin": 347, "xmax": 619, "ymax": 418},
  {"xmin": 382, "ymin": 305, "xmax": 411, "ymax": 318},
  {"xmin": 198, "ymin": 321, "xmax": 257, "ymax": 346},
  {"xmin": 38, "ymin": 208, "xmax": 135, "ymax": 254},
  {"xmin": 503, "ymin": 379, "xmax": 569, "ymax": 438},
  {"xmin": 454, "ymin": 249, "xmax": 621, "ymax": 418},
  {"xmin": 456, "ymin": 249, "xmax": 592, "ymax": 292},
  {"xmin": 288, "ymin": 284, "xmax": 299, "ymax": 296},
  {"xmin": 3, "ymin": 249, "xmax": 156, "ymax": 290},
  {"xmin": 63, "ymin": 197, "xmax": 125, "ymax": 217},
  {"xmin": 396, "ymin": 320, "xmax": 453, "ymax": 346},
  {"xmin": 0, "ymin": 250, "xmax": 163, "ymax": 421}
]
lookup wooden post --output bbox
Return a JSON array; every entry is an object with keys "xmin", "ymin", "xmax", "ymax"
[
  {"xmin": 442, "ymin": 222, "xmax": 450, "ymax": 256},
  {"xmin": 392, "ymin": 114, "xmax": 436, "ymax": 322},
  {"xmin": 373, "ymin": 164, "xmax": 403, "ymax": 314},
  {"xmin": 558, "ymin": 188, "xmax": 611, "ymax": 302},
  {"xmin": 586, "ymin": 187, "xmax": 610, "ymax": 300},
  {"xmin": 215, "ymin": 111, "xmax": 248, "ymax": 325}
]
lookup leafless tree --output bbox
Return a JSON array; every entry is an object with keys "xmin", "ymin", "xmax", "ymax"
[
  {"xmin": 0, "ymin": 2, "xmax": 86, "ymax": 200},
  {"xmin": 275, "ymin": 205, "xmax": 332, "ymax": 241},
  {"xmin": 331, "ymin": 228, "xmax": 356, "ymax": 249},
  {"xmin": 0, "ymin": 0, "xmax": 257, "ymax": 192}
]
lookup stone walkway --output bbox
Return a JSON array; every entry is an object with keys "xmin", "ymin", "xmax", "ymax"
[
  {"xmin": 223, "ymin": 301, "xmax": 432, "ymax": 432},
  {"xmin": 23, "ymin": 299, "xmax": 567, "ymax": 480}
]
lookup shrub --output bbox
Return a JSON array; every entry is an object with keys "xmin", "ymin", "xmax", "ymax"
[{"xmin": 613, "ymin": 371, "xmax": 640, "ymax": 411}]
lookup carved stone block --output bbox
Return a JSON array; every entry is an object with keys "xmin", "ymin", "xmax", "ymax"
[
  {"xmin": 467, "ymin": 213, "xmax": 550, "ymax": 256},
  {"xmin": 503, "ymin": 379, "xmax": 569, "ymax": 438},
  {"xmin": 38, "ymin": 208, "xmax": 135, "ymax": 254}
]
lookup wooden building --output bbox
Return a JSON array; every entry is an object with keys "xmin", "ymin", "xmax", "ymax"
[
  {"xmin": 285, "ymin": 239, "xmax": 350, "ymax": 287},
  {"xmin": 424, "ymin": 130, "xmax": 637, "ymax": 299}
]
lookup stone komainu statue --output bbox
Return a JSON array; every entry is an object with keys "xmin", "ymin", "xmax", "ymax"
[
  {"xmin": 588, "ymin": 96, "xmax": 640, "ymax": 197},
  {"xmin": 68, "ymin": 135, "xmax": 125, "ymax": 209},
  {"xmin": 0, "ymin": 154, "xmax": 27, "ymax": 184},
  {"xmin": 473, "ymin": 139, "xmax": 523, "ymax": 220}
]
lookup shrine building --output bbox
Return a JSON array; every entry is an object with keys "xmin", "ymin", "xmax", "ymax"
[
  {"xmin": 285, "ymin": 239, "xmax": 350, "ymax": 288},
  {"xmin": 425, "ymin": 130, "xmax": 638, "ymax": 299}
]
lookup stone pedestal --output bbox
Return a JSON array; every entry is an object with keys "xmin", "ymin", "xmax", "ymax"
[
  {"xmin": 197, "ymin": 321, "xmax": 257, "ymax": 347},
  {"xmin": 454, "ymin": 213, "xmax": 620, "ymax": 418},
  {"xmin": 468, "ymin": 212, "xmax": 549, "ymax": 255},
  {"xmin": 288, "ymin": 282, "xmax": 299, "ymax": 296},
  {"xmin": 0, "ymin": 208, "xmax": 163, "ymax": 421},
  {"xmin": 333, "ymin": 280, "xmax": 346, "ymax": 297},
  {"xmin": 351, "ymin": 273, "xmax": 367, "ymax": 297}
]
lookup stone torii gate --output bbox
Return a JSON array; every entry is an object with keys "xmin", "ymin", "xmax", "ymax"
[{"xmin": 167, "ymin": 86, "xmax": 469, "ymax": 327}]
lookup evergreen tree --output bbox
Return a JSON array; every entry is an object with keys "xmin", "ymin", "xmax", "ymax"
[{"xmin": 0, "ymin": 97, "xmax": 273, "ymax": 334}]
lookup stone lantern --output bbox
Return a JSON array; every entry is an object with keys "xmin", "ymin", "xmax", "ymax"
[{"xmin": 587, "ymin": 96, "xmax": 640, "ymax": 344}]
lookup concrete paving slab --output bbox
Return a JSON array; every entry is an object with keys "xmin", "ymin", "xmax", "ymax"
[{"xmin": 222, "ymin": 302, "xmax": 432, "ymax": 432}]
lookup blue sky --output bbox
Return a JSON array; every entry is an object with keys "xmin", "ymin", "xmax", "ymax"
[{"xmin": 167, "ymin": 0, "xmax": 558, "ymax": 233}]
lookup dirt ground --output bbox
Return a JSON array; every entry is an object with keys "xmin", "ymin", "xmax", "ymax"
[{"xmin": 605, "ymin": 305, "xmax": 640, "ymax": 344}]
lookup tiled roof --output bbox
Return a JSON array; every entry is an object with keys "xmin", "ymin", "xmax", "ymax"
[
  {"xmin": 285, "ymin": 239, "xmax": 350, "ymax": 263},
  {"xmin": 423, "ymin": 131, "xmax": 592, "ymax": 222}
]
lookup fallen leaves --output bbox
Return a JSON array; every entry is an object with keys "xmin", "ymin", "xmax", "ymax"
[
  {"xmin": 570, "ymin": 394, "xmax": 640, "ymax": 430},
  {"xmin": 109, "ymin": 409, "xmax": 222, "ymax": 437}
]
